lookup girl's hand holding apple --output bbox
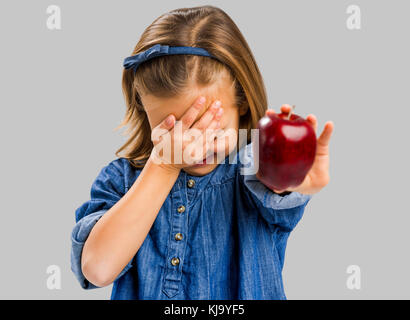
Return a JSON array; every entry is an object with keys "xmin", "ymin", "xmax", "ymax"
[{"xmin": 256, "ymin": 104, "xmax": 334, "ymax": 195}]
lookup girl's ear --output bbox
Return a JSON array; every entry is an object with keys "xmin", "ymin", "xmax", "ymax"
[{"xmin": 238, "ymin": 103, "xmax": 248, "ymax": 116}]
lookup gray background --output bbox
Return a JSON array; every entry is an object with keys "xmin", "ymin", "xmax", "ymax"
[{"xmin": 0, "ymin": 0, "xmax": 408, "ymax": 299}]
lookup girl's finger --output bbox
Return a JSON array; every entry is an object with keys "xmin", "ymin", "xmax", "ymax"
[
  {"xmin": 192, "ymin": 100, "xmax": 222, "ymax": 130},
  {"xmin": 265, "ymin": 109, "xmax": 275, "ymax": 116},
  {"xmin": 189, "ymin": 104, "xmax": 223, "ymax": 161},
  {"xmin": 151, "ymin": 114, "xmax": 176, "ymax": 155},
  {"xmin": 154, "ymin": 114, "xmax": 175, "ymax": 132},
  {"xmin": 200, "ymin": 103, "xmax": 223, "ymax": 144},
  {"xmin": 200, "ymin": 127, "xmax": 227, "ymax": 166},
  {"xmin": 188, "ymin": 132, "xmax": 214, "ymax": 165},
  {"xmin": 306, "ymin": 114, "xmax": 318, "ymax": 134},
  {"xmin": 280, "ymin": 104, "xmax": 292, "ymax": 114},
  {"xmin": 180, "ymin": 96, "xmax": 207, "ymax": 130},
  {"xmin": 317, "ymin": 121, "xmax": 334, "ymax": 147},
  {"xmin": 203, "ymin": 118, "xmax": 220, "ymax": 147},
  {"xmin": 190, "ymin": 116, "xmax": 220, "ymax": 162}
]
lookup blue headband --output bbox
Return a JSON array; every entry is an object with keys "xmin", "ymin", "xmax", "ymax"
[{"xmin": 123, "ymin": 44, "xmax": 216, "ymax": 73}]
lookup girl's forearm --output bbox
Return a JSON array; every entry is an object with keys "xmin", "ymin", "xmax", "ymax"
[{"xmin": 81, "ymin": 157, "xmax": 180, "ymax": 287}]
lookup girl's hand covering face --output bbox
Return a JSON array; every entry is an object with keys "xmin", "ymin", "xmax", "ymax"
[{"xmin": 149, "ymin": 96, "xmax": 224, "ymax": 171}]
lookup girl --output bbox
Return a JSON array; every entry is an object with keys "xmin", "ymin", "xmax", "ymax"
[{"xmin": 71, "ymin": 5, "xmax": 333, "ymax": 300}]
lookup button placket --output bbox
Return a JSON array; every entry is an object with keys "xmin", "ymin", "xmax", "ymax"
[{"xmin": 162, "ymin": 178, "xmax": 189, "ymax": 298}]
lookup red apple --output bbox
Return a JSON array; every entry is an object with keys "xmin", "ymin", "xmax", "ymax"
[{"xmin": 255, "ymin": 109, "xmax": 316, "ymax": 191}]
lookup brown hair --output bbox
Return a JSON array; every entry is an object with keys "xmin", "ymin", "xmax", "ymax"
[{"xmin": 116, "ymin": 5, "xmax": 268, "ymax": 168}]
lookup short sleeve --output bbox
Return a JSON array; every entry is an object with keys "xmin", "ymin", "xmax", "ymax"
[
  {"xmin": 238, "ymin": 142, "xmax": 312, "ymax": 232},
  {"xmin": 70, "ymin": 159, "xmax": 133, "ymax": 289}
]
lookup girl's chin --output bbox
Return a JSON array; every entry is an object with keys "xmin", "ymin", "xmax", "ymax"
[{"xmin": 183, "ymin": 163, "xmax": 218, "ymax": 176}]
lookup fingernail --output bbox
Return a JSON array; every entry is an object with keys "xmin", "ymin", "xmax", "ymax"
[
  {"xmin": 216, "ymin": 107, "xmax": 224, "ymax": 117},
  {"xmin": 165, "ymin": 115, "xmax": 173, "ymax": 125},
  {"xmin": 199, "ymin": 96, "xmax": 206, "ymax": 104},
  {"xmin": 211, "ymin": 102, "xmax": 221, "ymax": 113}
]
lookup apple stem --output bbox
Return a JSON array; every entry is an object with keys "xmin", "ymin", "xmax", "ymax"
[{"xmin": 287, "ymin": 105, "xmax": 295, "ymax": 120}]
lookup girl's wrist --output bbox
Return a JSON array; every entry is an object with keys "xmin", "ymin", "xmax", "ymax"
[{"xmin": 146, "ymin": 154, "xmax": 181, "ymax": 176}]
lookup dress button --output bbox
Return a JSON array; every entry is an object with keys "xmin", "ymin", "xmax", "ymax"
[
  {"xmin": 174, "ymin": 233, "xmax": 183, "ymax": 241},
  {"xmin": 177, "ymin": 205, "xmax": 185, "ymax": 213},
  {"xmin": 171, "ymin": 257, "xmax": 180, "ymax": 266},
  {"xmin": 187, "ymin": 179, "xmax": 195, "ymax": 188}
]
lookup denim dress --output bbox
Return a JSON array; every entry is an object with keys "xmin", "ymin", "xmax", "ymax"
[{"xmin": 70, "ymin": 142, "xmax": 311, "ymax": 300}]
